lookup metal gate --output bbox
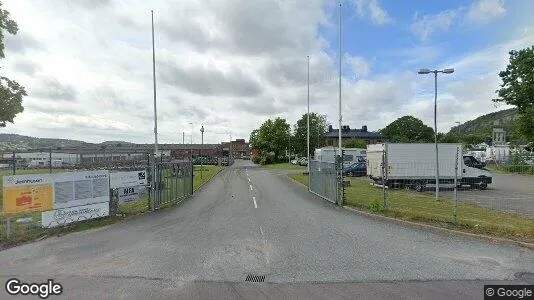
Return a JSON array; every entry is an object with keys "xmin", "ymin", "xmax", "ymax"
[
  {"xmin": 151, "ymin": 161, "xmax": 193, "ymax": 210},
  {"xmin": 309, "ymin": 160, "xmax": 339, "ymax": 204}
]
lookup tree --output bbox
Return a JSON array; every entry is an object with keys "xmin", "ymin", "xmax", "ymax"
[
  {"xmin": 249, "ymin": 117, "xmax": 291, "ymax": 163},
  {"xmin": 292, "ymin": 113, "xmax": 327, "ymax": 157},
  {"xmin": 493, "ymin": 46, "xmax": 534, "ymax": 141},
  {"xmin": 0, "ymin": 3, "xmax": 26, "ymax": 127},
  {"xmin": 379, "ymin": 116, "xmax": 434, "ymax": 142},
  {"xmin": 343, "ymin": 139, "xmax": 367, "ymax": 148}
]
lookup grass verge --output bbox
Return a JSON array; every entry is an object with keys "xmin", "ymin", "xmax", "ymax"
[
  {"xmin": 287, "ymin": 173, "xmax": 534, "ymax": 243},
  {"xmin": 194, "ymin": 165, "xmax": 223, "ymax": 191},
  {"xmin": 262, "ymin": 163, "xmax": 306, "ymax": 170}
]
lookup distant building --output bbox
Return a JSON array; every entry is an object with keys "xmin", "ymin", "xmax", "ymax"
[
  {"xmin": 324, "ymin": 125, "xmax": 383, "ymax": 146},
  {"xmin": 170, "ymin": 144, "xmax": 222, "ymax": 160},
  {"xmin": 222, "ymin": 139, "xmax": 250, "ymax": 158}
]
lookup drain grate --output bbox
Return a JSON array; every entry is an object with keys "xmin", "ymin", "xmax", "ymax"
[{"xmin": 245, "ymin": 274, "xmax": 265, "ymax": 282}]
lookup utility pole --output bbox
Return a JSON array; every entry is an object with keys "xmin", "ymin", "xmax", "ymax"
[
  {"xmin": 182, "ymin": 132, "xmax": 185, "ymax": 144},
  {"xmin": 151, "ymin": 10, "xmax": 158, "ymax": 156},
  {"xmin": 337, "ymin": 2, "xmax": 343, "ymax": 205},
  {"xmin": 307, "ymin": 55, "xmax": 310, "ymax": 174}
]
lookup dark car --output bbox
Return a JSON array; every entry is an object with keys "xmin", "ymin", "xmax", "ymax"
[{"xmin": 343, "ymin": 162, "xmax": 366, "ymax": 177}]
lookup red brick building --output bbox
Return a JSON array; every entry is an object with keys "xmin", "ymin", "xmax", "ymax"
[{"xmin": 221, "ymin": 139, "xmax": 250, "ymax": 158}]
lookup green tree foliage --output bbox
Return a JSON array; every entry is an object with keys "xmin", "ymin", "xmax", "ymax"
[
  {"xmin": 379, "ymin": 116, "xmax": 434, "ymax": 142},
  {"xmin": 292, "ymin": 113, "xmax": 327, "ymax": 157},
  {"xmin": 249, "ymin": 117, "xmax": 291, "ymax": 164},
  {"xmin": 342, "ymin": 139, "xmax": 367, "ymax": 148},
  {"xmin": 0, "ymin": 3, "xmax": 26, "ymax": 127},
  {"xmin": 493, "ymin": 46, "xmax": 534, "ymax": 141}
]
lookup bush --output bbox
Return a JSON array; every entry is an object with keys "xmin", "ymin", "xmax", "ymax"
[{"xmin": 252, "ymin": 156, "xmax": 261, "ymax": 164}]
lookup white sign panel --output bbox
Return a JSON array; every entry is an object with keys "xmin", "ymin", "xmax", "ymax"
[
  {"xmin": 51, "ymin": 170, "xmax": 110, "ymax": 209},
  {"xmin": 41, "ymin": 202, "xmax": 109, "ymax": 228},
  {"xmin": 118, "ymin": 185, "xmax": 146, "ymax": 204},
  {"xmin": 110, "ymin": 171, "xmax": 147, "ymax": 188}
]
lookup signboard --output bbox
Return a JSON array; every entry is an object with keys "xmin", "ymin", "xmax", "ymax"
[
  {"xmin": 2, "ymin": 174, "xmax": 54, "ymax": 214},
  {"xmin": 50, "ymin": 170, "xmax": 109, "ymax": 209},
  {"xmin": 118, "ymin": 185, "xmax": 147, "ymax": 204},
  {"xmin": 110, "ymin": 171, "xmax": 147, "ymax": 189},
  {"xmin": 41, "ymin": 202, "xmax": 109, "ymax": 228}
]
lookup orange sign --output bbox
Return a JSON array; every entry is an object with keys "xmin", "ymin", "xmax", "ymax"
[{"xmin": 2, "ymin": 184, "xmax": 53, "ymax": 214}]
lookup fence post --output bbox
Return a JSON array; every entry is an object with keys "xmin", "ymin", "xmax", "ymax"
[
  {"xmin": 453, "ymin": 147, "xmax": 459, "ymax": 224},
  {"xmin": 49, "ymin": 148, "xmax": 52, "ymax": 173},
  {"xmin": 382, "ymin": 150, "xmax": 387, "ymax": 212},
  {"xmin": 150, "ymin": 154, "xmax": 155, "ymax": 211},
  {"xmin": 12, "ymin": 151, "xmax": 15, "ymax": 175},
  {"xmin": 6, "ymin": 217, "xmax": 11, "ymax": 240},
  {"xmin": 146, "ymin": 153, "xmax": 151, "ymax": 210}
]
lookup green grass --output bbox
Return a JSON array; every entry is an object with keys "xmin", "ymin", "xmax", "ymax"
[
  {"xmin": 194, "ymin": 165, "xmax": 223, "ymax": 191},
  {"xmin": 262, "ymin": 163, "xmax": 306, "ymax": 170},
  {"xmin": 487, "ymin": 165, "xmax": 534, "ymax": 176},
  {"xmin": 287, "ymin": 173, "xmax": 534, "ymax": 243}
]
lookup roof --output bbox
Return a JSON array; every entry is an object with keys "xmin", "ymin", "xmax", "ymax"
[{"xmin": 325, "ymin": 129, "xmax": 382, "ymax": 139}]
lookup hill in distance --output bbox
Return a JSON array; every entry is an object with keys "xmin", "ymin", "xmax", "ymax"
[
  {"xmin": 449, "ymin": 108, "xmax": 518, "ymax": 136},
  {"xmin": 0, "ymin": 134, "xmax": 134, "ymax": 151}
]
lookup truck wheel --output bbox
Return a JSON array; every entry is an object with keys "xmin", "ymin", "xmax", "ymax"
[
  {"xmin": 414, "ymin": 181, "xmax": 424, "ymax": 192},
  {"xmin": 478, "ymin": 183, "xmax": 488, "ymax": 190}
]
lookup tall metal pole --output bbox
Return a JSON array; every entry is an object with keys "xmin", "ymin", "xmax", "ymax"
[
  {"xmin": 183, "ymin": 132, "xmax": 185, "ymax": 144},
  {"xmin": 151, "ymin": 10, "xmax": 158, "ymax": 156},
  {"xmin": 338, "ymin": 3, "xmax": 343, "ymax": 155},
  {"xmin": 337, "ymin": 3, "xmax": 343, "ymax": 205},
  {"xmin": 434, "ymin": 71, "xmax": 439, "ymax": 201},
  {"xmin": 307, "ymin": 55, "xmax": 310, "ymax": 174}
]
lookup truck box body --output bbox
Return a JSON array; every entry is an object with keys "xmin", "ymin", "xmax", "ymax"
[
  {"xmin": 367, "ymin": 143, "xmax": 492, "ymax": 188},
  {"xmin": 314, "ymin": 147, "xmax": 366, "ymax": 168}
]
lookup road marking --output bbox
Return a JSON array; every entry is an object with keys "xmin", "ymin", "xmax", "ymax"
[
  {"xmin": 259, "ymin": 225, "xmax": 264, "ymax": 236},
  {"xmin": 248, "ymin": 177, "xmax": 251, "ymax": 182},
  {"xmin": 250, "ymin": 185, "xmax": 253, "ymax": 191},
  {"xmin": 253, "ymin": 196, "xmax": 257, "ymax": 208}
]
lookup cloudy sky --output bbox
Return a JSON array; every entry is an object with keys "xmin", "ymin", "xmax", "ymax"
[{"xmin": 2, "ymin": 0, "xmax": 533, "ymax": 144}]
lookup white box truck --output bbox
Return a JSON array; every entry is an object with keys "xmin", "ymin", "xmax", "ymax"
[
  {"xmin": 314, "ymin": 147, "xmax": 366, "ymax": 168},
  {"xmin": 367, "ymin": 143, "xmax": 492, "ymax": 191}
]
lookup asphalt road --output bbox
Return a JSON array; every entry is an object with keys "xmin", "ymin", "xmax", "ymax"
[
  {"xmin": 426, "ymin": 173, "xmax": 534, "ymax": 217},
  {"xmin": 0, "ymin": 160, "xmax": 532, "ymax": 299}
]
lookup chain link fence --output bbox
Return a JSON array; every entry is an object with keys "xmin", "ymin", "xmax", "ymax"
[
  {"xmin": 342, "ymin": 146, "xmax": 533, "ymax": 241},
  {"xmin": 0, "ymin": 149, "xmax": 196, "ymax": 247}
]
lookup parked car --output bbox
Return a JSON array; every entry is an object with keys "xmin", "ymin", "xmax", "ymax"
[
  {"xmin": 291, "ymin": 159, "xmax": 298, "ymax": 165},
  {"xmin": 343, "ymin": 162, "xmax": 366, "ymax": 177},
  {"xmin": 298, "ymin": 157, "xmax": 308, "ymax": 166}
]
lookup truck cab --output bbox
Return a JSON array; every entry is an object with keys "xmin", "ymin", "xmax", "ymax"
[{"xmin": 461, "ymin": 155, "xmax": 492, "ymax": 189}]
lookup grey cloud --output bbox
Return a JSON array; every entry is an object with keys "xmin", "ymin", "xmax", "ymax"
[
  {"xmin": 158, "ymin": 60, "xmax": 262, "ymax": 97},
  {"xmin": 5, "ymin": 33, "xmax": 43, "ymax": 54},
  {"xmin": 31, "ymin": 77, "xmax": 78, "ymax": 101},
  {"xmin": 168, "ymin": 97, "xmax": 210, "ymax": 120},
  {"xmin": 13, "ymin": 60, "xmax": 41, "ymax": 75},
  {"xmin": 236, "ymin": 98, "xmax": 284, "ymax": 116},
  {"xmin": 159, "ymin": 0, "xmax": 325, "ymax": 56},
  {"xmin": 91, "ymin": 85, "xmax": 149, "ymax": 113},
  {"xmin": 65, "ymin": 0, "xmax": 111, "ymax": 8}
]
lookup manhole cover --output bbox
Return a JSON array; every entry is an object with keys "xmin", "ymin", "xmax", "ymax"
[{"xmin": 245, "ymin": 274, "xmax": 265, "ymax": 282}]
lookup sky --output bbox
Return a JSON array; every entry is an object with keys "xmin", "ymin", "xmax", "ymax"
[{"xmin": 1, "ymin": 0, "xmax": 533, "ymax": 144}]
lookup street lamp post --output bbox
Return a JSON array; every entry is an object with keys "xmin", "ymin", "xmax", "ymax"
[
  {"xmin": 200, "ymin": 126, "xmax": 204, "ymax": 179},
  {"xmin": 417, "ymin": 68, "xmax": 455, "ymax": 201},
  {"xmin": 307, "ymin": 55, "xmax": 310, "ymax": 175}
]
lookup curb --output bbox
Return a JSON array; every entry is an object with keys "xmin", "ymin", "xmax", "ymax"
[
  {"xmin": 342, "ymin": 206, "xmax": 534, "ymax": 250},
  {"xmin": 284, "ymin": 174, "xmax": 534, "ymax": 250}
]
